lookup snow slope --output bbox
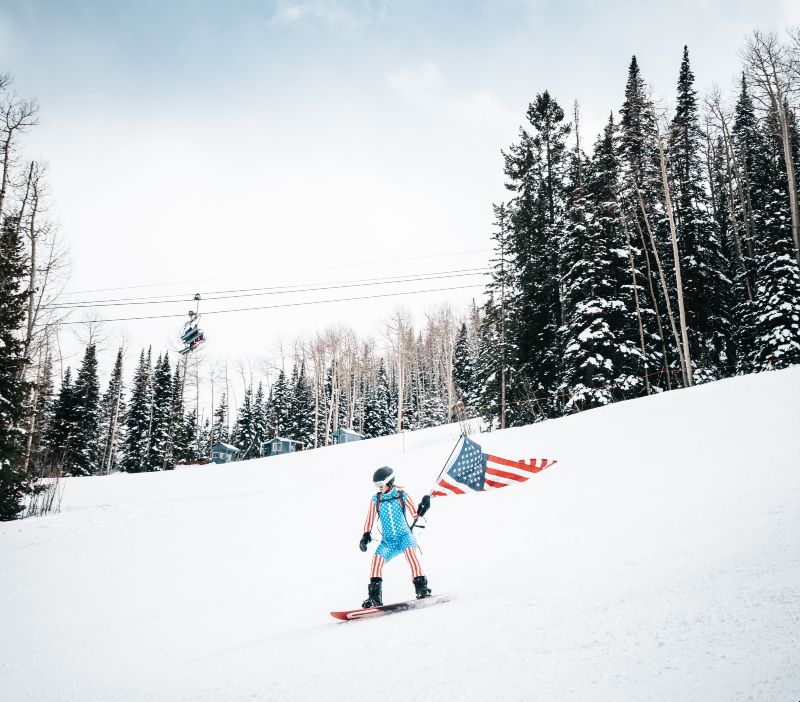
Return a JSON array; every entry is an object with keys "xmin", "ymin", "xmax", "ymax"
[{"xmin": 2, "ymin": 368, "xmax": 799, "ymax": 702}]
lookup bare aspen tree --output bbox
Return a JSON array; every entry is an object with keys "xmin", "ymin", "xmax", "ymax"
[
  {"xmin": 425, "ymin": 304, "xmax": 457, "ymax": 422},
  {"xmin": 717, "ymin": 105, "xmax": 755, "ymax": 258},
  {"xmin": 653, "ymin": 113, "xmax": 694, "ymax": 386},
  {"xmin": 633, "ymin": 180, "xmax": 687, "ymax": 386},
  {"xmin": 385, "ymin": 308, "xmax": 412, "ymax": 432},
  {"xmin": 630, "ymin": 213, "xmax": 672, "ymax": 390},
  {"xmin": 0, "ymin": 87, "xmax": 39, "ymax": 221},
  {"xmin": 20, "ymin": 163, "xmax": 71, "ymax": 363},
  {"xmin": 706, "ymin": 93, "xmax": 754, "ymax": 300},
  {"xmin": 308, "ymin": 333, "xmax": 328, "ymax": 447},
  {"xmin": 744, "ymin": 30, "xmax": 800, "ymax": 264}
]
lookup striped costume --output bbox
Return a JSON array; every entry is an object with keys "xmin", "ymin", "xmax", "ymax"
[{"xmin": 363, "ymin": 487, "xmax": 424, "ymax": 579}]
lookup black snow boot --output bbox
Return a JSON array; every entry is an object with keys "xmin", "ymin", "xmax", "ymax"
[
  {"xmin": 413, "ymin": 575, "xmax": 431, "ymax": 599},
  {"xmin": 362, "ymin": 577, "xmax": 383, "ymax": 608}
]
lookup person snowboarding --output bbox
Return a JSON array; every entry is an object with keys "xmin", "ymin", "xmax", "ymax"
[{"xmin": 359, "ymin": 466, "xmax": 432, "ymax": 608}]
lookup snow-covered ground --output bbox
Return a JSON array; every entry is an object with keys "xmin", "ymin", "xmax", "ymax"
[{"xmin": 2, "ymin": 368, "xmax": 799, "ymax": 701}]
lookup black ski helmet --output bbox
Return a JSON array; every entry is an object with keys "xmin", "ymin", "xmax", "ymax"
[{"xmin": 373, "ymin": 466, "xmax": 395, "ymax": 489}]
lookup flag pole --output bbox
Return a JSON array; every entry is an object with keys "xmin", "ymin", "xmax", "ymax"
[{"xmin": 410, "ymin": 432, "xmax": 464, "ymax": 531}]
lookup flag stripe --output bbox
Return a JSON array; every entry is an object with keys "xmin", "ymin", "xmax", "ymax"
[
  {"xmin": 484, "ymin": 478, "xmax": 511, "ymax": 489},
  {"xmin": 485, "ymin": 466, "xmax": 529, "ymax": 482},
  {"xmin": 438, "ymin": 478, "xmax": 465, "ymax": 495},
  {"xmin": 488, "ymin": 454, "xmax": 556, "ymax": 473}
]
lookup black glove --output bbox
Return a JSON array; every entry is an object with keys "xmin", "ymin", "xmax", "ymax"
[
  {"xmin": 359, "ymin": 532, "xmax": 372, "ymax": 552},
  {"xmin": 417, "ymin": 495, "xmax": 431, "ymax": 518}
]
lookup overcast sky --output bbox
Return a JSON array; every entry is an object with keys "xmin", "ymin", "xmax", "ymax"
[{"xmin": 1, "ymin": 0, "xmax": 797, "ymax": 381}]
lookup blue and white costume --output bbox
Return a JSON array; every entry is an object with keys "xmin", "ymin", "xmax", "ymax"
[{"xmin": 363, "ymin": 487, "xmax": 423, "ymax": 578}]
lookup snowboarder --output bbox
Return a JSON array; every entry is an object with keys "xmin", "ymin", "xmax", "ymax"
[{"xmin": 359, "ymin": 466, "xmax": 432, "ymax": 608}]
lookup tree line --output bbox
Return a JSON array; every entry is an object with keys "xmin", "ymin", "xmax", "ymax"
[
  {"xmin": 15, "ymin": 307, "xmax": 483, "ymax": 480},
  {"xmin": 2, "ymin": 30, "xmax": 799, "ymax": 520},
  {"xmin": 477, "ymin": 30, "xmax": 800, "ymax": 427}
]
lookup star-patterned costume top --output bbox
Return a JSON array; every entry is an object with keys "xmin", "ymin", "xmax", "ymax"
[{"xmin": 363, "ymin": 487, "xmax": 419, "ymax": 561}]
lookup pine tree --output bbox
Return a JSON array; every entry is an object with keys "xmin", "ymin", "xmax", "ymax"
[
  {"xmin": 173, "ymin": 409, "xmax": 199, "ymax": 464},
  {"xmin": 729, "ymin": 75, "xmax": 767, "ymax": 370},
  {"xmin": 121, "ymin": 349, "xmax": 152, "ymax": 473},
  {"xmin": 618, "ymin": 55, "xmax": 675, "ymax": 387},
  {"xmin": 235, "ymin": 385, "xmax": 258, "ymax": 458},
  {"xmin": 161, "ymin": 363, "xmax": 183, "ymax": 470},
  {"xmin": 211, "ymin": 393, "xmax": 229, "ymax": 447},
  {"xmin": 66, "ymin": 344, "xmax": 102, "ymax": 476},
  {"xmin": 253, "ymin": 382, "xmax": 268, "ymax": 455},
  {"xmin": 504, "ymin": 91, "xmax": 571, "ymax": 421},
  {"xmin": 198, "ymin": 418, "xmax": 211, "ymax": 459},
  {"xmin": 478, "ymin": 204, "xmax": 518, "ymax": 427},
  {"xmin": 559, "ymin": 116, "xmax": 646, "ymax": 410},
  {"xmin": 146, "ymin": 354, "xmax": 173, "ymax": 471},
  {"xmin": 291, "ymin": 363, "xmax": 315, "ymax": 447},
  {"xmin": 99, "ymin": 349, "xmax": 125, "ymax": 474},
  {"xmin": 746, "ymin": 105, "xmax": 800, "ymax": 370},
  {"xmin": 0, "ymin": 216, "xmax": 32, "ymax": 519},
  {"xmin": 668, "ymin": 47, "xmax": 732, "ymax": 381},
  {"xmin": 363, "ymin": 359, "xmax": 393, "ymax": 438},
  {"xmin": 269, "ymin": 370, "xmax": 291, "ymax": 438},
  {"xmin": 45, "ymin": 368, "xmax": 75, "ymax": 464},
  {"xmin": 453, "ymin": 322, "xmax": 479, "ymax": 413}
]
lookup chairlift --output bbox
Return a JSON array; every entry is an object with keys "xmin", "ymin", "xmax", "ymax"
[{"xmin": 179, "ymin": 294, "xmax": 206, "ymax": 355}]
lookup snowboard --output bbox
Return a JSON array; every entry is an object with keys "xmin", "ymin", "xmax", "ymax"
[{"xmin": 330, "ymin": 594, "xmax": 450, "ymax": 621}]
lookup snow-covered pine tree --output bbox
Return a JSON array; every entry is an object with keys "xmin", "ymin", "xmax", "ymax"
[
  {"xmin": 559, "ymin": 113, "xmax": 647, "ymax": 411},
  {"xmin": 478, "ymin": 203, "xmax": 517, "ymax": 428},
  {"xmin": 668, "ymin": 47, "xmax": 732, "ymax": 381},
  {"xmin": 173, "ymin": 408, "xmax": 199, "ymax": 464},
  {"xmin": 211, "ymin": 393, "xmax": 229, "ymax": 447},
  {"xmin": 0, "ymin": 216, "xmax": 33, "ymax": 519},
  {"xmin": 253, "ymin": 382, "xmax": 268, "ymax": 455},
  {"xmin": 198, "ymin": 418, "xmax": 211, "ymax": 460},
  {"xmin": 66, "ymin": 343, "xmax": 102, "ymax": 476},
  {"xmin": 453, "ymin": 322, "xmax": 479, "ymax": 413},
  {"xmin": 707, "ymin": 132, "xmax": 746, "ymax": 370},
  {"xmin": 745, "ymin": 104, "xmax": 800, "ymax": 370},
  {"xmin": 291, "ymin": 363, "xmax": 315, "ymax": 448},
  {"xmin": 235, "ymin": 384, "xmax": 258, "ymax": 458},
  {"xmin": 147, "ymin": 354, "xmax": 173, "ymax": 471},
  {"xmin": 270, "ymin": 369, "xmax": 291, "ymax": 438},
  {"xmin": 99, "ymin": 348, "xmax": 125, "ymax": 474},
  {"xmin": 504, "ymin": 91, "xmax": 571, "ymax": 421},
  {"xmin": 618, "ymin": 56, "xmax": 677, "ymax": 388},
  {"xmin": 731, "ymin": 75, "xmax": 761, "ymax": 288},
  {"xmin": 362, "ymin": 359, "xmax": 393, "ymax": 438},
  {"xmin": 45, "ymin": 368, "xmax": 75, "ymax": 464},
  {"xmin": 163, "ymin": 363, "xmax": 184, "ymax": 470},
  {"xmin": 728, "ymin": 75, "xmax": 770, "ymax": 369},
  {"xmin": 121, "ymin": 349, "xmax": 152, "ymax": 473}
]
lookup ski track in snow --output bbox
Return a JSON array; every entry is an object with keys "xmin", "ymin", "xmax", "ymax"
[{"xmin": 1, "ymin": 369, "xmax": 799, "ymax": 701}]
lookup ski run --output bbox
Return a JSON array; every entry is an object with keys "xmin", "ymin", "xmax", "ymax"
[{"xmin": 1, "ymin": 366, "xmax": 798, "ymax": 701}]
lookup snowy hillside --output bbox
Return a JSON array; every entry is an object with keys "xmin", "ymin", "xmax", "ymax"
[{"xmin": 2, "ymin": 368, "xmax": 799, "ymax": 702}]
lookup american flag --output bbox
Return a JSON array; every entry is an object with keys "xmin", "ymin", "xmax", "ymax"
[{"xmin": 431, "ymin": 436, "xmax": 556, "ymax": 497}]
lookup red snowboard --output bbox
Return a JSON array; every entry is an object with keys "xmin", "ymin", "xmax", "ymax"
[{"xmin": 330, "ymin": 594, "xmax": 450, "ymax": 621}]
